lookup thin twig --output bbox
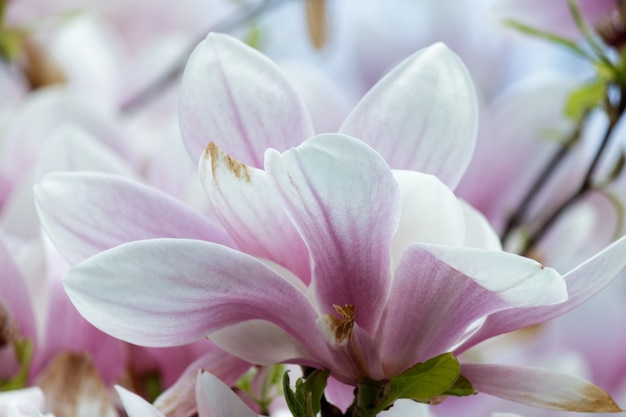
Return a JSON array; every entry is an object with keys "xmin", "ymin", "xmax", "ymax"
[
  {"xmin": 500, "ymin": 116, "xmax": 586, "ymax": 245},
  {"xmin": 521, "ymin": 85, "xmax": 626, "ymax": 256},
  {"xmin": 119, "ymin": 0, "xmax": 289, "ymax": 114}
]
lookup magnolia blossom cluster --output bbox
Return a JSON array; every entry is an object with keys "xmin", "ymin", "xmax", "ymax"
[{"xmin": 1, "ymin": 1, "xmax": 626, "ymax": 417}]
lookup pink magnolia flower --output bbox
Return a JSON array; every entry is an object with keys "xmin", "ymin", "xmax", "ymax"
[{"xmin": 35, "ymin": 33, "xmax": 626, "ymax": 411}]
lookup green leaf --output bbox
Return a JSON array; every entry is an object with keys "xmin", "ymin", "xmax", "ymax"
[
  {"xmin": 388, "ymin": 353, "xmax": 460, "ymax": 402},
  {"xmin": 441, "ymin": 374, "xmax": 477, "ymax": 397},
  {"xmin": 502, "ymin": 19, "xmax": 594, "ymax": 60},
  {"xmin": 366, "ymin": 352, "xmax": 461, "ymax": 413},
  {"xmin": 566, "ymin": 0, "xmax": 611, "ymax": 64},
  {"xmin": 0, "ymin": 29, "xmax": 22, "ymax": 62},
  {"xmin": 0, "ymin": 339, "xmax": 34, "ymax": 391},
  {"xmin": 283, "ymin": 369, "xmax": 330, "ymax": 417},
  {"xmin": 564, "ymin": 81, "xmax": 606, "ymax": 120}
]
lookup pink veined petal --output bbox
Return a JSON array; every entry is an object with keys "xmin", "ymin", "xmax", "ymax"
[
  {"xmin": 196, "ymin": 370, "xmax": 259, "ymax": 417},
  {"xmin": 377, "ymin": 244, "xmax": 522, "ymax": 376},
  {"xmin": 391, "ymin": 170, "xmax": 466, "ymax": 264},
  {"xmin": 179, "ymin": 32, "xmax": 314, "ymax": 166},
  {"xmin": 461, "ymin": 363, "xmax": 623, "ymax": 412},
  {"xmin": 115, "ymin": 385, "xmax": 166, "ymax": 417},
  {"xmin": 35, "ymin": 172, "xmax": 235, "ymax": 265},
  {"xmin": 265, "ymin": 134, "xmax": 402, "ymax": 332},
  {"xmin": 63, "ymin": 238, "xmax": 328, "ymax": 360},
  {"xmin": 339, "ymin": 42, "xmax": 478, "ymax": 189},
  {"xmin": 200, "ymin": 142, "xmax": 311, "ymax": 284},
  {"xmin": 457, "ymin": 235, "xmax": 626, "ymax": 354},
  {"xmin": 154, "ymin": 344, "xmax": 251, "ymax": 417}
]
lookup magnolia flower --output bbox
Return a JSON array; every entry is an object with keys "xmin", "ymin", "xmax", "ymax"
[{"xmin": 35, "ymin": 33, "xmax": 626, "ymax": 412}]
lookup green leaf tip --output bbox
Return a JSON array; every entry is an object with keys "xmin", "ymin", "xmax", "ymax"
[{"xmin": 283, "ymin": 369, "xmax": 330, "ymax": 417}]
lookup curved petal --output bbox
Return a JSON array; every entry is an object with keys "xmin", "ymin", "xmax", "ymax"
[
  {"xmin": 209, "ymin": 320, "xmax": 320, "ymax": 367},
  {"xmin": 179, "ymin": 32, "xmax": 314, "ymax": 166},
  {"xmin": 35, "ymin": 172, "xmax": 235, "ymax": 265},
  {"xmin": 457, "ymin": 235, "xmax": 626, "ymax": 353},
  {"xmin": 391, "ymin": 170, "xmax": 465, "ymax": 265},
  {"xmin": 460, "ymin": 201, "xmax": 502, "ymax": 251},
  {"xmin": 265, "ymin": 134, "xmax": 402, "ymax": 332},
  {"xmin": 200, "ymin": 142, "xmax": 311, "ymax": 283},
  {"xmin": 462, "ymin": 363, "xmax": 623, "ymax": 412},
  {"xmin": 377, "ymin": 244, "xmax": 520, "ymax": 376},
  {"xmin": 154, "ymin": 345, "xmax": 251, "ymax": 417},
  {"xmin": 116, "ymin": 386, "xmax": 166, "ymax": 417},
  {"xmin": 339, "ymin": 42, "xmax": 478, "ymax": 189},
  {"xmin": 63, "ymin": 238, "xmax": 327, "ymax": 359},
  {"xmin": 415, "ymin": 244, "xmax": 567, "ymax": 307},
  {"xmin": 196, "ymin": 370, "xmax": 259, "ymax": 417}
]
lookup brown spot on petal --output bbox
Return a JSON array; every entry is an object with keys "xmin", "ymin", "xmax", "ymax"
[
  {"xmin": 550, "ymin": 383, "xmax": 624, "ymax": 413},
  {"xmin": 0, "ymin": 302, "xmax": 18, "ymax": 348},
  {"xmin": 205, "ymin": 142, "xmax": 251, "ymax": 183},
  {"xmin": 20, "ymin": 38, "xmax": 67, "ymax": 90},
  {"xmin": 36, "ymin": 352, "xmax": 117, "ymax": 417},
  {"xmin": 318, "ymin": 304, "xmax": 355, "ymax": 346}
]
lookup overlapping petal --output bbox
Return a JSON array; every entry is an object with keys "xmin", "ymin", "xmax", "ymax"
[
  {"xmin": 63, "ymin": 238, "xmax": 326, "ymax": 359},
  {"xmin": 391, "ymin": 170, "xmax": 465, "ymax": 264},
  {"xmin": 154, "ymin": 345, "xmax": 251, "ymax": 417},
  {"xmin": 376, "ymin": 243, "xmax": 564, "ymax": 376},
  {"xmin": 200, "ymin": 142, "xmax": 311, "ymax": 283},
  {"xmin": 179, "ymin": 32, "xmax": 314, "ymax": 166},
  {"xmin": 339, "ymin": 43, "xmax": 478, "ymax": 189},
  {"xmin": 35, "ymin": 172, "xmax": 235, "ymax": 265},
  {"xmin": 196, "ymin": 370, "xmax": 259, "ymax": 417},
  {"xmin": 116, "ymin": 386, "xmax": 166, "ymax": 417},
  {"xmin": 462, "ymin": 363, "xmax": 623, "ymax": 412},
  {"xmin": 265, "ymin": 134, "xmax": 401, "ymax": 332},
  {"xmin": 457, "ymin": 235, "xmax": 626, "ymax": 353}
]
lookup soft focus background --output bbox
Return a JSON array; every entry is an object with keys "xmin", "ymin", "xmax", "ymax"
[{"xmin": 1, "ymin": 0, "xmax": 625, "ymax": 416}]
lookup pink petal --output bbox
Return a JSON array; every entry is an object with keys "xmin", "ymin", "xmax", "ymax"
[
  {"xmin": 0, "ymin": 240, "xmax": 36, "ymax": 342},
  {"xmin": 458, "ymin": 235, "xmax": 626, "ymax": 353},
  {"xmin": 339, "ymin": 43, "xmax": 478, "ymax": 189},
  {"xmin": 35, "ymin": 172, "xmax": 235, "ymax": 265},
  {"xmin": 116, "ymin": 386, "xmax": 166, "ymax": 417},
  {"xmin": 265, "ymin": 134, "xmax": 402, "ymax": 332},
  {"xmin": 179, "ymin": 32, "xmax": 314, "ymax": 166},
  {"xmin": 154, "ymin": 345, "xmax": 251, "ymax": 417},
  {"xmin": 376, "ymin": 244, "xmax": 512, "ymax": 376},
  {"xmin": 200, "ymin": 142, "xmax": 311, "ymax": 283},
  {"xmin": 196, "ymin": 370, "xmax": 259, "ymax": 417},
  {"xmin": 63, "ymin": 238, "xmax": 327, "ymax": 358},
  {"xmin": 462, "ymin": 363, "xmax": 623, "ymax": 412}
]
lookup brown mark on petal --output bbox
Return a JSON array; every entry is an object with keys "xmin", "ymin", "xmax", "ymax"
[
  {"xmin": 20, "ymin": 37, "xmax": 67, "ymax": 90},
  {"xmin": 306, "ymin": 0, "xmax": 328, "ymax": 49},
  {"xmin": 536, "ymin": 382, "xmax": 623, "ymax": 412},
  {"xmin": 37, "ymin": 352, "xmax": 117, "ymax": 417},
  {"xmin": 318, "ymin": 304, "xmax": 355, "ymax": 346},
  {"xmin": 205, "ymin": 141, "xmax": 251, "ymax": 186},
  {"xmin": 0, "ymin": 302, "xmax": 19, "ymax": 348}
]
